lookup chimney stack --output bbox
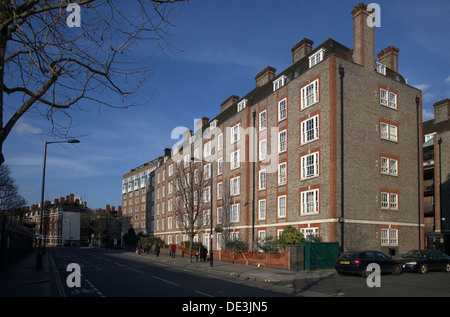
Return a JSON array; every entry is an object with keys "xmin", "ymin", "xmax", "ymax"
[
  {"xmin": 106, "ymin": 204, "xmax": 111, "ymax": 216},
  {"xmin": 351, "ymin": 3, "xmax": 375, "ymax": 71},
  {"xmin": 434, "ymin": 98, "xmax": 450, "ymax": 123},
  {"xmin": 291, "ymin": 38, "xmax": 314, "ymax": 64},
  {"xmin": 164, "ymin": 148, "xmax": 172, "ymax": 158},
  {"xmin": 220, "ymin": 95, "xmax": 240, "ymax": 112},
  {"xmin": 377, "ymin": 46, "xmax": 399, "ymax": 73},
  {"xmin": 255, "ymin": 66, "xmax": 276, "ymax": 88},
  {"xmin": 118, "ymin": 206, "xmax": 122, "ymax": 218}
]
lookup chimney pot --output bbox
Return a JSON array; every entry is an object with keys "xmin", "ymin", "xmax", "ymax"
[
  {"xmin": 377, "ymin": 46, "xmax": 399, "ymax": 73},
  {"xmin": 220, "ymin": 95, "xmax": 240, "ymax": 112},
  {"xmin": 255, "ymin": 66, "xmax": 276, "ymax": 88},
  {"xmin": 352, "ymin": 3, "xmax": 375, "ymax": 70},
  {"xmin": 291, "ymin": 38, "xmax": 314, "ymax": 64}
]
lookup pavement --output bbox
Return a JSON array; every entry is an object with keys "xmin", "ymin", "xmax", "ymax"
[{"xmin": 0, "ymin": 247, "xmax": 337, "ymax": 297}]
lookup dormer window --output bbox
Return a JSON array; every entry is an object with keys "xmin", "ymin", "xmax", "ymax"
[
  {"xmin": 237, "ymin": 99, "xmax": 247, "ymax": 112},
  {"xmin": 210, "ymin": 120, "xmax": 217, "ymax": 130},
  {"xmin": 376, "ymin": 62, "xmax": 386, "ymax": 75},
  {"xmin": 273, "ymin": 75, "xmax": 287, "ymax": 91},
  {"xmin": 309, "ymin": 48, "xmax": 325, "ymax": 68}
]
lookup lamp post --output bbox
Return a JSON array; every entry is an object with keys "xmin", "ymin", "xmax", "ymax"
[
  {"xmin": 438, "ymin": 137, "xmax": 443, "ymax": 235},
  {"xmin": 36, "ymin": 139, "xmax": 80, "ymax": 269}
]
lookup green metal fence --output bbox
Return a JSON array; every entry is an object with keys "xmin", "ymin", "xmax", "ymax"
[{"xmin": 296, "ymin": 241, "xmax": 339, "ymax": 270}]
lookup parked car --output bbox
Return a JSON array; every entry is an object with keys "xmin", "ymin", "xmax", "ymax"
[
  {"xmin": 398, "ymin": 250, "xmax": 450, "ymax": 274},
  {"xmin": 335, "ymin": 251, "xmax": 402, "ymax": 277}
]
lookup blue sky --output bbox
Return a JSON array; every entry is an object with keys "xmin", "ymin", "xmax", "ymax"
[{"xmin": 4, "ymin": 0, "xmax": 450, "ymax": 209}]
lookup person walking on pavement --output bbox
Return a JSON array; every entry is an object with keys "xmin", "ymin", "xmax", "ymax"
[
  {"xmin": 171, "ymin": 243, "xmax": 176, "ymax": 258},
  {"xmin": 155, "ymin": 244, "xmax": 160, "ymax": 257}
]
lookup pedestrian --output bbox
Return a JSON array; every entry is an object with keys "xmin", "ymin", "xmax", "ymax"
[
  {"xmin": 155, "ymin": 244, "xmax": 160, "ymax": 257},
  {"xmin": 171, "ymin": 243, "xmax": 176, "ymax": 258},
  {"xmin": 195, "ymin": 250, "xmax": 199, "ymax": 262},
  {"xmin": 200, "ymin": 245, "xmax": 207, "ymax": 262}
]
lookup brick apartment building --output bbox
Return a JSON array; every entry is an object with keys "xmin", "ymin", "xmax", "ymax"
[
  {"xmin": 24, "ymin": 194, "xmax": 87, "ymax": 246},
  {"xmin": 121, "ymin": 157, "xmax": 163, "ymax": 235},
  {"xmin": 124, "ymin": 3, "xmax": 424, "ymax": 254},
  {"xmin": 423, "ymin": 98, "xmax": 450, "ymax": 251}
]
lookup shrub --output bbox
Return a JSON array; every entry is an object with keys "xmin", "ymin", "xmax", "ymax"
[
  {"xmin": 225, "ymin": 239, "xmax": 248, "ymax": 253},
  {"xmin": 278, "ymin": 225, "xmax": 305, "ymax": 249}
]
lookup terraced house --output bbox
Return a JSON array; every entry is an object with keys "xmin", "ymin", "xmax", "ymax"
[{"xmin": 127, "ymin": 3, "xmax": 424, "ymax": 254}]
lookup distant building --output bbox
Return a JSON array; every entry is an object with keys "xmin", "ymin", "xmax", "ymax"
[
  {"xmin": 422, "ymin": 98, "xmax": 450, "ymax": 251},
  {"xmin": 24, "ymin": 194, "xmax": 87, "ymax": 246},
  {"xmin": 121, "ymin": 157, "xmax": 163, "ymax": 235}
]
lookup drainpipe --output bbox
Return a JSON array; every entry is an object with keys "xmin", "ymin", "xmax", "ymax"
[
  {"xmin": 416, "ymin": 95, "xmax": 422, "ymax": 249},
  {"xmin": 339, "ymin": 65, "xmax": 345, "ymax": 254},
  {"xmin": 252, "ymin": 109, "xmax": 256, "ymax": 251}
]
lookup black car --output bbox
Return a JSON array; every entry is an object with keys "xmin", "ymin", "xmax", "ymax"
[
  {"xmin": 335, "ymin": 251, "xmax": 402, "ymax": 277},
  {"xmin": 398, "ymin": 250, "xmax": 450, "ymax": 274}
]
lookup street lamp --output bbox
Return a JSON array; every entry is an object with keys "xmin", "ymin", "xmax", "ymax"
[
  {"xmin": 36, "ymin": 139, "xmax": 80, "ymax": 269},
  {"xmin": 438, "ymin": 137, "xmax": 443, "ymax": 235}
]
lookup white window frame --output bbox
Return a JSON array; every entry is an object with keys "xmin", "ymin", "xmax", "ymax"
[
  {"xmin": 301, "ymin": 79, "xmax": 319, "ymax": 109},
  {"xmin": 278, "ymin": 162, "xmax": 287, "ymax": 185},
  {"xmin": 230, "ymin": 176, "xmax": 240, "ymax": 196},
  {"xmin": 381, "ymin": 157, "xmax": 398, "ymax": 176},
  {"xmin": 381, "ymin": 228, "xmax": 398, "ymax": 245},
  {"xmin": 217, "ymin": 182, "xmax": 222, "ymax": 200},
  {"xmin": 301, "ymin": 115, "xmax": 319, "ymax": 145},
  {"xmin": 259, "ymin": 169, "xmax": 266, "ymax": 190},
  {"xmin": 259, "ymin": 110, "xmax": 267, "ymax": 131},
  {"xmin": 237, "ymin": 99, "xmax": 247, "ymax": 112},
  {"xmin": 277, "ymin": 195, "xmax": 286, "ymax": 218},
  {"xmin": 278, "ymin": 130, "xmax": 287, "ymax": 153},
  {"xmin": 230, "ymin": 203, "xmax": 240, "ymax": 223},
  {"xmin": 301, "ymin": 189, "xmax": 319, "ymax": 215},
  {"xmin": 231, "ymin": 124, "xmax": 240, "ymax": 144},
  {"xmin": 217, "ymin": 157, "xmax": 223, "ymax": 175},
  {"xmin": 218, "ymin": 134, "xmax": 223, "ymax": 151},
  {"xmin": 230, "ymin": 149, "xmax": 240, "ymax": 170},
  {"xmin": 380, "ymin": 122, "xmax": 398, "ymax": 142},
  {"xmin": 376, "ymin": 62, "xmax": 386, "ymax": 75},
  {"xmin": 278, "ymin": 98, "xmax": 287, "ymax": 121},
  {"xmin": 301, "ymin": 152, "xmax": 319, "ymax": 179},
  {"xmin": 309, "ymin": 48, "xmax": 325, "ymax": 68},
  {"xmin": 258, "ymin": 199, "xmax": 266, "ymax": 220},
  {"xmin": 259, "ymin": 139, "xmax": 267, "ymax": 161},
  {"xmin": 381, "ymin": 192, "xmax": 399, "ymax": 210},
  {"xmin": 273, "ymin": 75, "xmax": 287, "ymax": 91}
]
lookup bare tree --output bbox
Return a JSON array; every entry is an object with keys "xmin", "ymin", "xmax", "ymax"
[
  {"xmin": 173, "ymin": 158, "xmax": 211, "ymax": 262},
  {"xmin": 0, "ymin": 164, "xmax": 26, "ymax": 217},
  {"xmin": 218, "ymin": 175, "xmax": 234, "ymax": 250},
  {"xmin": 0, "ymin": 0, "xmax": 187, "ymax": 164}
]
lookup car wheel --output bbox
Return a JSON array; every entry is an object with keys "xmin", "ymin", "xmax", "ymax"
[
  {"xmin": 418, "ymin": 264, "xmax": 428, "ymax": 274},
  {"xmin": 361, "ymin": 266, "xmax": 370, "ymax": 278},
  {"xmin": 444, "ymin": 263, "xmax": 450, "ymax": 273},
  {"xmin": 393, "ymin": 264, "xmax": 402, "ymax": 275}
]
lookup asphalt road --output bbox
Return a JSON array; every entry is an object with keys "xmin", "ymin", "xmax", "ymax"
[
  {"xmin": 51, "ymin": 247, "xmax": 290, "ymax": 298},
  {"xmin": 51, "ymin": 247, "xmax": 450, "ymax": 299}
]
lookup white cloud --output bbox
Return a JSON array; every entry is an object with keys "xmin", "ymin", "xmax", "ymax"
[
  {"xmin": 15, "ymin": 121, "xmax": 43, "ymax": 135},
  {"xmin": 423, "ymin": 108, "xmax": 434, "ymax": 121},
  {"xmin": 445, "ymin": 76, "xmax": 450, "ymax": 85},
  {"xmin": 412, "ymin": 84, "xmax": 430, "ymax": 91}
]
